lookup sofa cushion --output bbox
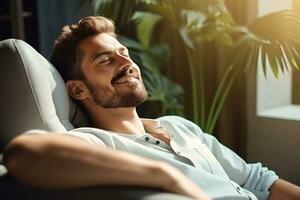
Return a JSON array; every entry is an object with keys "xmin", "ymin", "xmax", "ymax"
[{"xmin": 0, "ymin": 39, "xmax": 88, "ymax": 152}]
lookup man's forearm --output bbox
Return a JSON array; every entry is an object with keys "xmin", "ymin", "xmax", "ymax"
[
  {"xmin": 3, "ymin": 133, "xmax": 210, "ymax": 200},
  {"xmin": 3, "ymin": 133, "xmax": 170, "ymax": 188},
  {"xmin": 269, "ymin": 179, "xmax": 300, "ymax": 200}
]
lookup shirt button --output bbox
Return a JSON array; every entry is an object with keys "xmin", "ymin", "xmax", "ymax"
[
  {"xmin": 236, "ymin": 186, "xmax": 241, "ymax": 194},
  {"xmin": 155, "ymin": 140, "xmax": 160, "ymax": 145},
  {"xmin": 145, "ymin": 137, "xmax": 150, "ymax": 141}
]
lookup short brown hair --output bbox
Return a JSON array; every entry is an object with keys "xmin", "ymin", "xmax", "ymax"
[{"xmin": 50, "ymin": 16, "xmax": 116, "ymax": 81}]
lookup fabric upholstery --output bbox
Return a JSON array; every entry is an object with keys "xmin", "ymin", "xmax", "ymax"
[{"xmin": 0, "ymin": 39, "xmax": 88, "ymax": 152}]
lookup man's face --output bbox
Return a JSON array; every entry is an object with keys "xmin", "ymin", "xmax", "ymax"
[{"xmin": 77, "ymin": 33, "xmax": 147, "ymax": 108}]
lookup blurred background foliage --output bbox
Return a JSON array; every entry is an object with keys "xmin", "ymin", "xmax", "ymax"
[{"xmin": 79, "ymin": 0, "xmax": 300, "ymax": 133}]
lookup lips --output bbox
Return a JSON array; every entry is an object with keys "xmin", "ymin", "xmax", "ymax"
[
  {"xmin": 112, "ymin": 75, "xmax": 139, "ymax": 84},
  {"xmin": 111, "ymin": 68, "xmax": 140, "ymax": 85}
]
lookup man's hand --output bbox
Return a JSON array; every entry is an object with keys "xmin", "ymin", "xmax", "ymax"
[
  {"xmin": 269, "ymin": 179, "xmax": 300, "ymax": 200},
  {"xmin": 3, "ymin": 133, "xmax": 210, "ymax": 200},
  {"xmin": 157, "ymin": 162, "xmax": 211, "ymax": 200}
]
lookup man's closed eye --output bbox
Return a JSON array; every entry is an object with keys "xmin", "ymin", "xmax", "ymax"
[{"xmin": 99, "ymin": 58, "xmax": 113, "ymax": 66}]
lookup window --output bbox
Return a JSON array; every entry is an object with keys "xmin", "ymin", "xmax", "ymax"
[
  {"xmin": 246, "ymin": 0, "xmax": 300, "ymax": 185},
  {"xmin": 256, "ymin": 0, "xmax": 300, "ymax": 121}
]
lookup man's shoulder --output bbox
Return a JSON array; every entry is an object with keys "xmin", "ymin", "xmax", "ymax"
[
  {"xmin": 70, "ymin": 127, "xmax": 113, "ymax": 137},
  {"xmin": 157, "ymin": 115, "xmax": 189, "ymax": 122},
  {"xmin": 157, "ymin": 115, "xmax": 204, "ymax": 134},
  {"xmin": 157, "ymin": 115, "xmax": 196, "ymax": 126}
]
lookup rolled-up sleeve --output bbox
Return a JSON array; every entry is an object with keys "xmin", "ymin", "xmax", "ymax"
[
  {"xmin": 199, "ymin": 131, "xmax": 278, "ymax": 199},
  {"xmin": 243, "ymin": 162, "xmax": 278, "ymax": 199}
]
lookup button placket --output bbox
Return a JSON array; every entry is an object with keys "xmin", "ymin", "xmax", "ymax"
[
  {"xmin": 143, "ymin": 133, "xmax": 164, "ymax": 146},
  {"xmin": 193, "ymin": 147, "xmax": 214, "ymax": 174},
  {"xmin": 227, "ymin": 180, "xmax": 243, "ymax": 194}
]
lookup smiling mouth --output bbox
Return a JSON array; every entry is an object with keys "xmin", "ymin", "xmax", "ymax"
[{"xmin": 111, "ymin": 75, "xmax": 139, "ymax": 85}]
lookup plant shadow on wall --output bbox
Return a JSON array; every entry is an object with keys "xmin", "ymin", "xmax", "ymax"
[{"xmin": 80, "ymin": 0, "xmax": 300, "ymax": 133}]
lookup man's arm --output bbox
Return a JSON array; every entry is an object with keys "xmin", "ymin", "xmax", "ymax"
[
  {"xmin": 3, "ymin": 133, "xmax": 210, "ymax": 200},
  {"xmin": 269, "ymin": 179, "xmax": 300, "ymax": 200}
]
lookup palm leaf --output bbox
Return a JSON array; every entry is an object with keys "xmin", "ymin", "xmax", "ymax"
[
  {"xmin": 91, "ymin": 0, "xmax": 137, "ymax": 26},
  {"xmin": 224, "ymin": 10, "xmax": 300, "ymax": 78},
  {"xmin": 132, "ymin": 11, "xmax": 162, "ymax": 47},
  {"xmin": 283, "ymin": 42, "xmax": 300, "ymax": 69},
  {"xmin": 137, "ymin": 0, "xmax": 158, "ymax": 4},
  {"xmin": 181, "ymin": 9, "xmax": 206, "ymax": 29},
  {"xmin": 119, "ymin": 36, "xmax": 147, "ymax": 52},
  {"xmin": 249, "ymin": 11, "xmax": 300, "ymax": 42},
  {"xmin": 261, "ymin": 46, "xmax": 267, "ymax": 77},
  {"xmin": 179, "ymin": 10, "xmax": 207, "ymax": 49}
]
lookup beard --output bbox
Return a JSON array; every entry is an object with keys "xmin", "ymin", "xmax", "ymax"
[{"xmin": 84, "ymin": 78, "xmax": 148, "ymax": 108}]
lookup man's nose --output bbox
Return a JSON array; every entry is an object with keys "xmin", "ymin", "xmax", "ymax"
[{"xmin": 115, "ymin": 52, "xmax": 132, "ymax": 71}]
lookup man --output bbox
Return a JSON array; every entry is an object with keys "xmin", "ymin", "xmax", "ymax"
[{"xmin": 3, "ymin": 16, "xmax": 300, "ymax": 200}]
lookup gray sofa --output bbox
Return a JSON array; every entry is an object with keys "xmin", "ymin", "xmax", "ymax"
[{"xmin": 0, "ymin": 39, "xmax": 192, "ymax": 200}]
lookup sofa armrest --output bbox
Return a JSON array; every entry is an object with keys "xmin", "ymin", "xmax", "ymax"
[{"xmin": 0, "ymin": 174, "xmax": 193, "ymax": 200}]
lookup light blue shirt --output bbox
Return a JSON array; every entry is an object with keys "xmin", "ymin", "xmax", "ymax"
[{"xmin": 68, "ymin": 116, "xmax": 278, "ymax": 200}]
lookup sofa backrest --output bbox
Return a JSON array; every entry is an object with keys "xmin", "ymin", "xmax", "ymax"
[{"xmin": 0, "ymin": 39, "xmax": 89, "ymax": 152}]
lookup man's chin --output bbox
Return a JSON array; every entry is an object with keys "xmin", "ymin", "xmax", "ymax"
[
  {"xmin": 116, "ymin": 92, "xmax": 147, "ymax": 108},
  {"xmin": 98, "ymin": 90, "xmax": 147, "ymax": 108}
]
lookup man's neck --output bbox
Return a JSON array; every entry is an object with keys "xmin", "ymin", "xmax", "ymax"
[{"xmin": 85, "ymin": 104, "xmax": 145, "ymax": 135}]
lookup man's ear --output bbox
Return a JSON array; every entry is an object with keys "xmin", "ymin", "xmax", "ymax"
[{"xmin": 66, "ymin": 80, "xmax": 89, "ymax": 100}]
